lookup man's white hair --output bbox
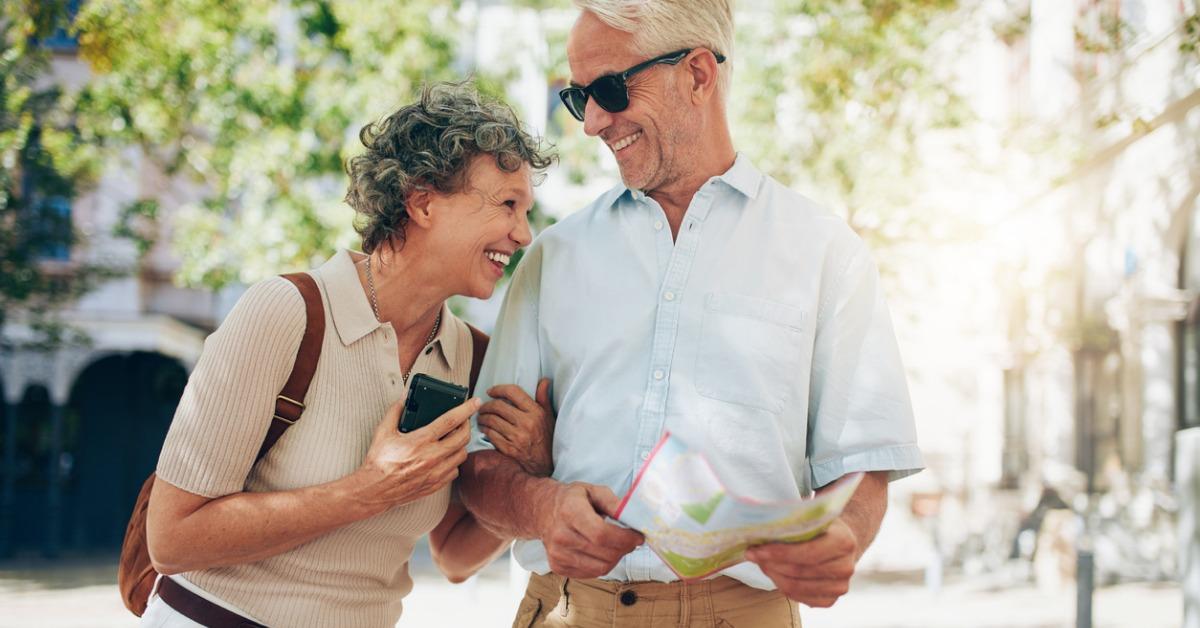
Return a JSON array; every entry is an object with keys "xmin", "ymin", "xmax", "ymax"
[{"xmin": 573, "ymin": 0, "xmax": 734, "ymax": 97}]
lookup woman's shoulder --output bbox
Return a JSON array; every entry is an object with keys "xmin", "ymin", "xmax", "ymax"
[{"xmin": 216, "ymin": 275, "xmax": 309, "ymax": 341}]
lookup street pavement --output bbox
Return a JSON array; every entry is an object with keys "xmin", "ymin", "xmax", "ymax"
[{"xmin": 0, "ymin": 556, "xmax": 1182, "ymax": 627}]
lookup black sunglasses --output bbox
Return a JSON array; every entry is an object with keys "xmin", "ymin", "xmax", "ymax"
[{"xmin": 558, "ymin": 48, "xmax": 727, "ymax": 122}]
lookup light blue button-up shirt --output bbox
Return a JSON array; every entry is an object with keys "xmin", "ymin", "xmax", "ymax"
[{"xmin": 469, "ymin": 155, "xmax": 923, "ymax": 589}]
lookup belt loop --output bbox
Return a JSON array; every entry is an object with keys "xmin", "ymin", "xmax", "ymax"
[
  {"xmin": 559, "ymin": 576, "xmax": 570, "ymax": 618},
  {"xmin": 149, "ymin": 573, "xmax": 164, "ymax": 601},
  {"xmin": 678, "ymin": 578, "xmax": 690, "ymax": 627},
  {"xmin": 706, "ymin": 578, "xmax": 718, "ymax": 626}
]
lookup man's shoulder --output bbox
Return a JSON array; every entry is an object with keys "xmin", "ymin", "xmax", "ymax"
[
  {"xmin": 756, "ymin": 174, "xmax": 864, "ymax": 251},
  {"xmin": 536, "ymin": 184, "xmax": 626, "ymax": 243}
]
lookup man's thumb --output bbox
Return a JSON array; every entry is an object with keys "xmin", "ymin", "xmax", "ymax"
[
  {"xmin": 536, "ymin": 378, "xmax": 555, "ymax": 418},
  {"xmin": 586, "ymin": 484, "xmax": 622, "ymax": 518}
]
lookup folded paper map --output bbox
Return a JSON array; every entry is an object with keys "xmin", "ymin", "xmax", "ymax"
[{"xmin": 614, "ymin": 432, "xmax": 864, "ymax": 580}]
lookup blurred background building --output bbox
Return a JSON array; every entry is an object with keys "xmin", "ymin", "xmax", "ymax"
[{"xmin": 0, "ymin": 0, "xmax": 1196, "ymax": 626}]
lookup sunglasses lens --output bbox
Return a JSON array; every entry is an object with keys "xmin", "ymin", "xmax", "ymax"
[
  {"xmin": 560, "ymin": 89, "xmax": 588, "ymax": 122},
  {"xmin": 590, "ymin": 77, "xmax": 630, "ymax": 113}
]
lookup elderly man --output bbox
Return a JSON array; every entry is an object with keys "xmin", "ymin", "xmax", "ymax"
[{"xmin": 460, "ymin": 1, "xmax": 924, "ymax": 625}]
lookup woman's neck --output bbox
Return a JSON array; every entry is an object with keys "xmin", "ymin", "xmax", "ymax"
[{"xmin": 357, "ymin": 248, "xmax": 446, "ymax": 342}]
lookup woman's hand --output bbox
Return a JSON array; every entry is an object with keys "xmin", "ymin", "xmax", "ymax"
[
  {"xmin": 478, "ymin": 378, "xmax": 555, "ymax": 477},
  {"xmin": 351, "ymin": 397, "xmax": 479, "ymax": 513}
]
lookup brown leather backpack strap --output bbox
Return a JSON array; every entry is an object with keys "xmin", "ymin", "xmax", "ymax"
[
  {"xmin": 256, "ymin": 272, "xmax": 325, "ymax": 461},
  {"xmin": 466, "ymin": 323, "xmax": 489, "ymax": 396}
]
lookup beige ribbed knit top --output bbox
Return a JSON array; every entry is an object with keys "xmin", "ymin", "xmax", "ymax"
[{"xmin": 156, "ymin": 249, "xmax": 476, "ymax": 628}]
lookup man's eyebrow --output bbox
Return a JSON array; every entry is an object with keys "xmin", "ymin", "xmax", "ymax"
[{"xmin": 569, "ymin": 66, "xmax": 621, "ymax": 88}]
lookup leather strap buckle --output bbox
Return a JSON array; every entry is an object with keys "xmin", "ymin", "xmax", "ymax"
[{"xmin": 277, "ymin": 394, "xmax": 305, "ymax": 410}]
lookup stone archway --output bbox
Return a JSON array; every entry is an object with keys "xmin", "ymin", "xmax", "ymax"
[
  {"xmin": 3, "ymin": 385, "xmax": 55, "ymax": 556},
  {"xmin": 63, "ymin": 352, "xmax": 187, "ymax": 552}
]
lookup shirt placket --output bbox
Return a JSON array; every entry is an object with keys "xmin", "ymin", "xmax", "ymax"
[{"xmin": 627, "ymin": 194, "xmax": 707, "ymax": 580}]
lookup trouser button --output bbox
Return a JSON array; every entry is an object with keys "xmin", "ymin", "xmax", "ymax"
[{"xmin": 619, "ymin": 590, "xmax": 637, "ymax": 606}]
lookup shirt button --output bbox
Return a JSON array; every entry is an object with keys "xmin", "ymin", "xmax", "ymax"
[
  {"xmin": 640, "ymin": 451, "xmax": 650, "ymax": 461},
  {"xmin": 654, "ymin": 220, "xmax": 664, "ymax": 231},
  {"xmin": 664, "ymin": 291, "xmax": 675, "ymax": 301},
  {"xmin": 425, "ymin": 347, "xmax": 433, "ymax": 355},
  {"xmin": 653, "ymin": 370, "xmax": 664, "ymax": 381}
]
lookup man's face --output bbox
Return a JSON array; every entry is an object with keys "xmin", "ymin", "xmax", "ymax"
[{"xmin": 566, "ymin": 12, "xmax": 695, "ymax": 193}]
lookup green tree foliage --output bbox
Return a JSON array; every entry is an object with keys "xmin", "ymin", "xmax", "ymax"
[
  {"xmin": 526, "ymin": 0, "xmax": 968, "ymax": 251},
  {"xmin": 74, "ymin": 0, "xmax": 469, "ymax": 288},
  {"xmin": 729, "ymin": 0, "xmax": 966, "ymax": 247},
  {"xmin": 1, "ymin": 0, "xmax": 110, "ymax": 347}
]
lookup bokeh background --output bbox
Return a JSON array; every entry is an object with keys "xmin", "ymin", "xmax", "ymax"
[{"xmin": 0, "ymin": 1, "xmax": 1196, "ymax": 626}]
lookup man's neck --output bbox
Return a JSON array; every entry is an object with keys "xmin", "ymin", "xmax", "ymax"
[{"xmin": 647, "ymin": 145, "xmax": 736, "ymax": 240}]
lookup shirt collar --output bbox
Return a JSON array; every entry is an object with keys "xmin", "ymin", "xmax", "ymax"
[
  {"xmin": 614, "ymin": 152, "xmax": 763, "ymax": 208},
  {"xmin": 314, "ymin": 250, "xmax": 456, "ymax": 361},
  {"xmin": 316, "ymin": 249, "xmax": 380, "ymax": 346},
  {"xmin": 718, "ymin": 153, "xmax": 763, "ymax": 199},
  {"xmin": 431, "ymin": 301, "xmax": 459, "ymax": 370}
]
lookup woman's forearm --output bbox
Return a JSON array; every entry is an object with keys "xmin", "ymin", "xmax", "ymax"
[
  {"xmin": 429, "ymin": 502, "xmax": 511, "ymax": 583},
  {"xmin": 147, "ymin": 473, "xmax": 382, "ymax": 575}
]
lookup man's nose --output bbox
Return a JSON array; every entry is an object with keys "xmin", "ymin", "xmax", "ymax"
[{"xmin": 582, "ymin": 97, "xmax": 612, "ymax": 137}]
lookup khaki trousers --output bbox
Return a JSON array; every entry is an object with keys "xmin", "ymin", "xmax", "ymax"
[{"xmin": 512, "ymin": 573, "xmax": 801, "ymax": 628}]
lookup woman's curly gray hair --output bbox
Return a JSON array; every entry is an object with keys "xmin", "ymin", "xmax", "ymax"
[{"xmin": 345, "ymin": 82, "xmax": 554, "ymax": 254}]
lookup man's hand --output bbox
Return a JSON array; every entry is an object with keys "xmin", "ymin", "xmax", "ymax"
[
  {"xmin": 745, "ymin": 517, "xmax": 859, "ymax": 608},
  {"xmin": 536, "ymin": 482, "xmax": 644, "ymax": 578},
  {"xmin": 478, "ymin": 379, "xmax": 556, "ymax": 477}
]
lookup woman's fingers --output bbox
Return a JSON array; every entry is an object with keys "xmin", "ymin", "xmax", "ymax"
[
  {"xmin": 373, "ymin": 401, "xmax": 405, "ymax": 438},
  {"xmin": 424, "ymin": 398, "xmax": 481, "ymax": 440}
]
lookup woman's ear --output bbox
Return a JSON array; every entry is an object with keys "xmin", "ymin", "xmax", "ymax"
[{"xmin": 406, "ymin": 188, "xmax": 435, "ymax": 229}]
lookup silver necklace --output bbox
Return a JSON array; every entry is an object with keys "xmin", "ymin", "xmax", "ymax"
[{"xmin": 364, "ymin": 257, "xmax": 442, "ymax": 384}]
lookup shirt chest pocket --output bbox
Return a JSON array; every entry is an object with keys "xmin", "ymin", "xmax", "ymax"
[{"xmin": 694, "ymin": 292, "xmax": 806, "ymax": 414}]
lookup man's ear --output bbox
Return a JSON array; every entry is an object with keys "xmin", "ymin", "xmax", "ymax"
[
  {"xmin": 686, "ymin": 50, "xmax": 721, "ymax": 105},
  {"xmin": 406, "ymin": 188, "xmax": 434, "ymax": 229}
]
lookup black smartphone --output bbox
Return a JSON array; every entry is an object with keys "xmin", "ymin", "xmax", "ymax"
[{"xmin": 398, "ymin": 373, "xmax": 469, "ymax": 433}]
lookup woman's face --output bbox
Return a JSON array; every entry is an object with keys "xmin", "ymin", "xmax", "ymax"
[{"xmin": 423, "ymin": 155, "xmax": 535, "ymax": 300}]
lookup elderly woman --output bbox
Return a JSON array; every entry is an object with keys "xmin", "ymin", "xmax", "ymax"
[{"xmin": 142, "ymin": 83, "xmax": 556, "ymax": 627}]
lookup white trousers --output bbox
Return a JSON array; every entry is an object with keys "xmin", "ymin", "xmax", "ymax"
[
  {"xmin": 139, "ymin": 593, "xmax": 205, "ymax": 628},
  {"xmin": 138, "ymin": 576, "xmax": 262, "ymax": 627}
]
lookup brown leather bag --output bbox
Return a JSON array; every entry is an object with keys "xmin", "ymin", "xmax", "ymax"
[
  {"xmin": 118, "ymin": 272, "xmax": 325, "ymax": 615},
  {"xmin": 117, "ymin": 271, "xmax": 490, "ymax": 616}
]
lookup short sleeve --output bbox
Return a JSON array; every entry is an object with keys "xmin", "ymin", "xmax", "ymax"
[
  {"xmin": 468, "ymin": 243, "xmax": 545, "ymax": 454},
  {"xmin": 806, "ymin": 234, "xmax": 924, "ymax": 489},
  {"xmin": 156, "ymin": 276, "xmax": 307, "ymax": 498}
]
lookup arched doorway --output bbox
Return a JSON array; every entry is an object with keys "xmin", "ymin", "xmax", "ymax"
[
  {"xmin": 64, "ymin": 352, "xmax": 187, "ymax": 552},
  {"xmin": 8, "ymin": 385, "xmax": 54, "ymax": 555}
]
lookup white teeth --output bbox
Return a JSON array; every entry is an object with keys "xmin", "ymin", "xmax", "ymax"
[
  {"xmin": 486, "ymin": 251, "xmax": 511, "ymax": 266},
  {"xmin": 611, "ymin": 131, "xmax": 642, "ymax": 151}
]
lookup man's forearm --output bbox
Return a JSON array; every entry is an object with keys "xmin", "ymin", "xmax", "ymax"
[
  {"xmin": 830, "ymin": 470, "xmax": 889, "ymax": 559},
  {"xmin": 459, "ymin": 450, "xmax": 558, "ymax": 539}
]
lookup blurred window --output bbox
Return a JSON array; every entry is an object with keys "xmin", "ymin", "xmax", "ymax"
[
  {"xmin": 33, "ymin": 196, "xmax": 72, "ymax": 261},
  {"xmin": 35, "ymin": 0, "xmax": 81, "ymax": 53},
  {"xmin": 1184, "ymin": 307, "xmax": 1200, "ymax": 430},
  {"xmin": 1181, "ymin": 206, "xmax": 1200, "ymax": 431}
]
